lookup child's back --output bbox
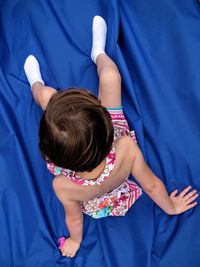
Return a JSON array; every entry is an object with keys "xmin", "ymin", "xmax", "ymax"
[{"xmin": 47, "ymin": 104, "xmax": 142, "ymax": 218}]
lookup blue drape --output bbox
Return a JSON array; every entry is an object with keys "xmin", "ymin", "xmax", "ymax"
[{"xmin": 0, "ymin": 1, "xmax": 199, "ymax": 266}]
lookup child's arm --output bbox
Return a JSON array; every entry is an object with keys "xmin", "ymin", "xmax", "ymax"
[
  {"xmin": 131, "ymin": 142, "xmax": 198, "ymax": 215},
  {"xmin": 53, "ymin": 177, "xmax": 83, "ymax": 257}
]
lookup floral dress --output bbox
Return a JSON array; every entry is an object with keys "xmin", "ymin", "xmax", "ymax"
[{"xmin": 47, "ymin": 108, "xmax": 142, "ymax": 219}]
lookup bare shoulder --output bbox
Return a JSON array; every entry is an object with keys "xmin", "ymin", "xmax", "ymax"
[
  {"xmin": 52, "ymin": 175, "xmax": 78, "ymax": 201},
  {"xmin": 52, "ymin": 174, "xmax": 68, "ymax": 192},
  {"xmin": 52, "ymin": 174, "xmax": 101, "ymax": 202},
  {"xmin": 114, "ymin": 134, "xmax": 138, "ymax": 157},
  {"xmin": 115, "ymin": 134, "xmax": 135, "ymax": 146}
]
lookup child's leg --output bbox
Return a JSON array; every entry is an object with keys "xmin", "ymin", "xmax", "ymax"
[
  {"xmin": 24, "ymin": 55, "xmax": 57, "ymax": 110},
  {"xmin": 32, "ymin": 82, "xmax": 57, "ymax": 110},
  {"xmin": 91, "ymin": 16, "xmax": 121, "ymax": 108},
  {"xmin": 97, "ymin": 54, "xmax": 121, "ymax": 108}
]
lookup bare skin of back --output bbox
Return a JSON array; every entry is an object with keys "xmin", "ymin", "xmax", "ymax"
[{"xmin": 53, "ymin": 135, "xmax": 135, "ymax": 203}]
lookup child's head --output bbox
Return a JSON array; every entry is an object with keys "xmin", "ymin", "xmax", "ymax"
[{"xmin": 39, "ymin": 88, "xmax": 114, "ymax": 172}]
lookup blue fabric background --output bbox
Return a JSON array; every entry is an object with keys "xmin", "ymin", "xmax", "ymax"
[{"xmin": 0, "ymin": 0, "xmax": 200, "ymax": 266}]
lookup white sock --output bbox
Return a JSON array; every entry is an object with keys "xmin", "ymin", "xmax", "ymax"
[
  {"xmin": 91, "ymin": 16, "xmax": 107, "ymax": 64},
  {"xmin": 24, "ymin": 55, "xmax": 44, "ymax": 88}
]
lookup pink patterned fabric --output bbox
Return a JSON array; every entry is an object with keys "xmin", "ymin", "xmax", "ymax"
[{"xmin": 47, "ymin": 108, "xmax": 142, "ymax": 218}]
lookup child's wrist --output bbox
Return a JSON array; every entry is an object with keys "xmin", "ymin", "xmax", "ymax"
[
  {"xmin": 165, "ymin": 201, "xmax": 177, "ymax": 215},
  {"xmin": 70, "ymin": 235, "xmax": 82, "ymax": 244}
]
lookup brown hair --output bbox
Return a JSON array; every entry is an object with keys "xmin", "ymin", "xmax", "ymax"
[{"xmin": 39, "ymin": 88, "xmax": 114, "ymax": 172}]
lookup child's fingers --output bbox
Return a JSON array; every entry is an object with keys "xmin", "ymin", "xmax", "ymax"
[
  {"xmin": 62, "ymin": 251, "xmax": 66, "ymax": 256},
  {"xmin": 179, "ymin": 186, "xmax": 192, "ymax": 198},
  {"xmin": 66, "ymin": 252, "xmax": 71, "ymax": 257},
  {"xmin": 183, "ymin": 189, "xmax": 197, "ymax": 200},
  {"xmin": 67, "ymin": 252, "xmax": 75, "ymax": 258},
  {"xmin": 65, "ymin": 251, "xmax": 75, "ymax": 258},
  {"xmin": 170, "ymin": 189, "xmax": 178, "ymax": 197},
  {"xmin": 185, "ymin": 194, "xmax": 198, "ymax": 204},
  {"xmin": 61, "ymin": 248, "xmax": 67, "ymax": 256},
  {"xmin": 62, "ymin": 251, "xmax": 71, "ymax": 257},
  {"xmin": 61, "ymin": 248, "xmax": 75, "ymax": 258},
  {"xmin": 185, "ymin": 202, "xmax": 198, "ymax": 210}
]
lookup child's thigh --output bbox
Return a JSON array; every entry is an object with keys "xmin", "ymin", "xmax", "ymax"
[{"xmin": 98, "ymin": 67, "xmax": 121, "ymax": 108}]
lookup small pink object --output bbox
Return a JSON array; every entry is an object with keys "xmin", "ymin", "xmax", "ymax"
[{"xmin": 58, "ymin": 237, "xmax": 65, "ymax": 249}]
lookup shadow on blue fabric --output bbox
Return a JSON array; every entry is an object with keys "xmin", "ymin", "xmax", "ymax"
[{"xmin": 0, "ymin": 0, "xmax": 200, "ymax": 266}]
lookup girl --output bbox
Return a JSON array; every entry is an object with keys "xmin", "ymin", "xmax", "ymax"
[{"xmin": 24, "ymin": 16, "xmax": 198, "ymax": 258}]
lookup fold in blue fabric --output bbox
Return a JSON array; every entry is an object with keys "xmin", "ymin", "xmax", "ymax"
[{"xmin": 0, "ymin": 1, "xmax": 200, "ymax": 266}]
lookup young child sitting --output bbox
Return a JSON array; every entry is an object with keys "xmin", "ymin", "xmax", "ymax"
[{"xmin": 24, "ymin": 16, "xmax": 198, "ymax": 258}]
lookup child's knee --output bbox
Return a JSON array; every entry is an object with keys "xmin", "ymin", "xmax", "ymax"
[
  {"xmin": 100, "ymin": 66, "xmax": 121, "ymax": 86},
  {"xmin": 37, "ymin": 86, "xmax": 56, "ymax": 108}
]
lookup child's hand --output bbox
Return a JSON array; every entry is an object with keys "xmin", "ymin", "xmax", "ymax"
[
  {"xmin": 59, "ymin": 237, "xmax": 80, "ymax": 258},
  {"xmin": 170, "ymin": 186, "xmax": 198, "ymax": 214}
]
